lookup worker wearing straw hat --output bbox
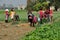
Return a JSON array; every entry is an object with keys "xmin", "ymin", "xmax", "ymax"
[{"xmin": 5, "ymin": 9, "xmax": 9, "ymax": 23}]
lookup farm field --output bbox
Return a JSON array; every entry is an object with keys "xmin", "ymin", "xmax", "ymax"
[
  {"xmin": 23, "ymin": 11, "xmax": 60, "ymax": 40},
  {"xmin": 0, "ymin": 10, "xmax": 36, "ymax": 40},
  {"xmin": 0, "ymin": 10, "xmax": 60, "ymax": 40}
]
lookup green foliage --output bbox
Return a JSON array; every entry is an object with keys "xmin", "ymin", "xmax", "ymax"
[
  {"xmin": 32, "ymin": 1, "xmax": 49, "ymax": 11},
  {"xmin": 38, "ymin": 0, "xmax": 46, "ymax": 3},
  {"xmin": 23, "ymin": 12, "xmax": 60, "ymax": 40},
  {"xmin": 33, "ymin": 3, "xmax": 42, "ymax": 11},
  {"xmin": 23, "ymin": 20, "xmax": 59, "ymax": 40},
  {"xmin": 28, "ymin": 0, "xmax": 60, "ymax": 11},
  {"xmin": 53, "ymin": 0, "xmax": 60, "ymax": 7},
  {"xmin": 42, "ymin": 2, "xmax": 48, "ymax": 7}
]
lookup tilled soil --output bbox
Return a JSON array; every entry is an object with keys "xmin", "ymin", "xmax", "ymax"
[{"xmin": 0, "ymin": 22, "xmax": 35, "ymax": 40}]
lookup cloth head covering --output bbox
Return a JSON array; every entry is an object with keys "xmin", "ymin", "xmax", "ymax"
[{"xmin": 5, "ymin": 9, "xmax": 9, "ymax": 12}]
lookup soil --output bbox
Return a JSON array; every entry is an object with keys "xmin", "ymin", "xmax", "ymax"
[{"xmin": 0, "ymin": 21, "xmax": 35, "ymax": 40}]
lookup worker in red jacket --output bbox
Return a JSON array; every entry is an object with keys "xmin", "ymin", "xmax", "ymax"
[
  {"xmin": 38, "ymin": 8, "xmax": 44, "ymax": 24},
  {"xmin": 45, "ymin": 8, "xmax": 50, "ymax": 22}
]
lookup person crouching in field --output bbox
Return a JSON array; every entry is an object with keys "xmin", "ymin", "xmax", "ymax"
[
  {"xmin": 14, "ymin": 14, "xmax": 20, "ymax": 21},
  {"xmin": 27, "ymin": 10, "xmax": 37, "ymax": 27},
  {"xmin": 10, "ymin": 8, "xmax": 16, "ymax": 21},
  {"xmin": 5, "ymin": 9, "xmax": 9, "ymax": 23},
  {"xmin": 27, "ymin": 10, "xmax": 32, "ymax": 22},
  {"xmin": 38, "ymin": 8, "xmax": 44, "ymax": 24},
  {"xmin": 28, "ymin": 14, "xmax": 38, "ymax": 27},
  {"xmin": 28, "ymin": 13, "xmax": 34, "ymax": 26}
]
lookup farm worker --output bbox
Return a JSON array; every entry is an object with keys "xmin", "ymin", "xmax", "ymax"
[
  {"xmin": 10, "ymin": 8, "xmax": 16, "ymax": 21},
  {"xmin": 28, "ymin": 13, "xmax": 35, "ymax": 27},
  {"xmin": 33, "ymin": 16, "xmax": 37, "ymax": 23},
  {"xmin": 27, "ymin": 10, "xmax": 35, "ymax": 26},
  {"xmin": 27, "ymin": 10, "xmax": 33, "ymax": 22},
  {"xmin": 14, "ymin": 14, "xmax": 20, "ymax": 21},
  {"xmin": 33, "ymin": 16, "xmax": 37, "ymax": 24},
  {"xmin": 5, "ymin": 9, "xmax": 9, "ymax": 23},
  {"xmin": 38, "ymin": 8, "xmax": 44, "ymax": 24},
  {"xmin": 49, "ymin": 8, "xmax": 53, "ymax": 22},
  {"xmin": 45, "ymin": 8, "xmax": 50, "ymax": 22}
]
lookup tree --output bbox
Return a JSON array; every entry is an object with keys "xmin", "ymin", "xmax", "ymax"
[
  {"xmin": 33, "ymin": 3, "xmax": 42, "ymax": 11},
  {"xmin": 27, "ymin": 0, "xmax": 36, "ymax": 10},
  {"xmin": 27, "ymin": 0, "xmax": 60, "ymax": 11},
  {"xmin": 32, "ymin": 0, "xmax": 50, "ymax": 11}
]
